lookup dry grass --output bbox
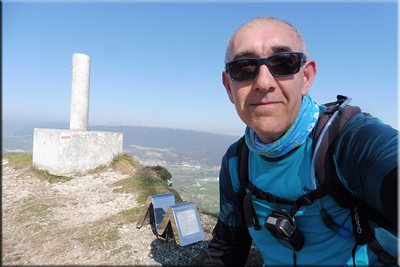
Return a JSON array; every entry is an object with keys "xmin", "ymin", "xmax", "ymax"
[
  {"xmin": 113, "ymin": 167, "xmax": 183, "ymax": 205},
  {"xmin": 2, "ymin": 153, "xmax": 73, "ymax": 183},
  {"xmin": 86, "ymin": 152, "xmax": 139, "ymax": 175},
  {"xmin": 31, "ymin": 167, "xmax": 73, "ymax": 183},
  {"xmin": 111, "ymin": 153, "xmax": 140, "ymax": 174},
  {"xmin": 74, "ymin": 216, "xmax": 124, "ymax": 248},
  {"xmin": 2, "ymin": 153, "xmax": 32, "ymax": 169}
]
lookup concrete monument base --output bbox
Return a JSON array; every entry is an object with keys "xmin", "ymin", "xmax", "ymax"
[{"xmin": 33, "ymin": 128, "xmax": 123, "ymax": 175}]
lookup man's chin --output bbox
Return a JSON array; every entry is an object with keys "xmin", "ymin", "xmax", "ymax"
[{"xmin": 251, "ymin": 128, "xmax": 286, "ymax": 144}]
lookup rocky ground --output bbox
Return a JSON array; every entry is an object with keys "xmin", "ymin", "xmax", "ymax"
[{"xmin": 2, "ymin": 158, "xmax": 263, "ymax": 266}]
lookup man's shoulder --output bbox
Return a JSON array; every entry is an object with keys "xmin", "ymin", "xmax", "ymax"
[
  {"xmin": 339, "ymin": 109, "xmax": 397, "ymax": 141},
  {"xmin": 224, "ymin": 136, "xmax": 243, "ymax": 160},
  {"xmin": 316, "ymin": 103, "xmax": 396, "ymax": 138}
]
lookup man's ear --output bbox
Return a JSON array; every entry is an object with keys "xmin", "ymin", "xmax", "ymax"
[
  {"xmin": 222, "ymin": 71, "xmax": 235, "ymax": 104},
  {"xmin": 301, "ymin": 60, "xmax": 317, "ymax": 96}
]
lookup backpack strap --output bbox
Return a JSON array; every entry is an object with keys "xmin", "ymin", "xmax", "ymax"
[
  {"xmin": 350, "ymin": 203, "xmax": 398, "ymax": 266},
  {"xmin": 314, "ymin": 96, "xmax": 398, "ymax": 266},
  {"xmin": 237, "ymin": 136, "xmax": 262, "ymax": 230},
  {"xmin": 312, "ymin": 100, "xmax": 362, "ymax": 208},
  {"xmin": 237, "ymin": 137, "xmax": 323, "ymax": 229}
]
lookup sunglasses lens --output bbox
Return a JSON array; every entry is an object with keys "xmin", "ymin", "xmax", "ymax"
[
  {"xmin": 227, "ymin": 53, "xmax": 304, "ymax": 81},
  {"xmin": 268, "ymin": 53, "xmax": 301, "ymax": 76},
  {"xmin": 229, "ymin": 59, "xmax": 259, "ymax": 81}
]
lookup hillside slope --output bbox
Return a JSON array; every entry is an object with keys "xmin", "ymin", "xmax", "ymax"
[{"xmin": 2, "ymin": 153, "xmax": 263, "ymax": 266}]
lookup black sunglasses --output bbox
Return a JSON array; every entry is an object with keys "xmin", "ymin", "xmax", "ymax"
[{"xmin": 225, "ymin": 52, "xmax": 307, "ymax": 82}]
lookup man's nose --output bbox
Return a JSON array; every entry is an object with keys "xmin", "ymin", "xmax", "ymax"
[{"xmin": 252, "ymin": 64, "xmax": 276, "ymax": 91}]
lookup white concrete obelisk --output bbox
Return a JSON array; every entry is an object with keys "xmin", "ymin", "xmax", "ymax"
[
  {"xmin": 32, "ymin": 53, "xmax": 123, "ymax": 175},
  {"xmin": 70, "ymin": 53, "xmax": 90, "ymax": 131}
]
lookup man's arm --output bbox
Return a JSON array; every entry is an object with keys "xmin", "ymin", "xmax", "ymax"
[
  {"xmin": 335, "ymin": 113, "xmax": 398, "ymax": 228},
  {"xmin": 203, "ymin": 219, "xmax": 252, "ymax": 266},
  {"xmin": 380, "ymin": 166, "xmax": 398, "ymax": 232},
  {"xmin": 204, "ymin": 141, "xmax": 253, "ymax": 266}
]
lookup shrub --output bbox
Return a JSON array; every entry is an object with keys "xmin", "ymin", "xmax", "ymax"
[{"xmin": 145, "ymin": 165, "xmax": 172, "ymax": 182}]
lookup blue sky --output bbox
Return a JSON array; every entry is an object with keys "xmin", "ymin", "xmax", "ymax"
[{"xmin": 3, "ymin": 1, "xmax": 398, "ymax": 136}]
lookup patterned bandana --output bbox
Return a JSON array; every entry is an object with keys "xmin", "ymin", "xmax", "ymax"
[{"xmin": 245, "ymin": 94, "xmax": 320, "ymax": 158}]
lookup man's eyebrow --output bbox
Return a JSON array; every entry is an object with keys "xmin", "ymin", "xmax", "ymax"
[
  {"xmin": 232, "ymin": 51, "xmax": 257, "ymax": 61},
  {"xmin": 231, "ymin": 46, "xmax": 295, "ymax": 61},
  {"xmin": 271, "ymin": 45, "xmax": 293, "ymax": 54}
]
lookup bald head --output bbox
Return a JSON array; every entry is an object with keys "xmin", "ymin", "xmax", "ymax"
[{"xmin": 225, "ymin": 17, "xmax": 308, "ymax": 63}]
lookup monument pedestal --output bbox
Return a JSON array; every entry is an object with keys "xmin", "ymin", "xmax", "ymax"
[{"xmin": 33, "ymin": 128, "xmax": 123, "ymax": 175}]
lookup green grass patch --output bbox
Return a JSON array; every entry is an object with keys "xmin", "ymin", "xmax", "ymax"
[
  {"xmin": 118, "ymin": 207, "xmax": 142, "ymax": 222},
  {"xmin": 111, "ymin": 244, "xmax": 132, "ymax": 256},
  {"xmin": 2, "ymin": 153, "xmax": 73, "ymax": 183},
  {"xmin": 86, "ymin": 164, "xmax": 109, "ymax": 174},
  {"xmin": 113, "ymin": 167, "xmax": 183, "ymax": 205},
  {"xmin": 105, "ymin": 227, "xmax": 119, "ymax": 242},
  {"xmin": 3, "ymin": 153, "xmax": 32, "ymax": 169},
  {"xmin": 75, "ymin": 218, "xmax": 122, "ymax": 248},
  {"xmin": 17, "ymin": 197, "xmax": 51, "ymax": 224},
  {"xmin": 87, "ymin": 153, "xmax": 139, "ymax": 175},
  {"xmin": 136, "ymin": 193, "xmax": 150, "ymax": 204},
  {"xmin": 119, "ymin": 207, "xmax": 141, "ymax": 217},
  {"xmin": 30, "ymin": 167, "xmax": 73, "ymax": 184}
]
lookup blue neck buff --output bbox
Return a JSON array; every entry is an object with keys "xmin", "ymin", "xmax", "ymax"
[{"xmin": 245, "ymin": 94, "xmax": 320, "ymax": 158}]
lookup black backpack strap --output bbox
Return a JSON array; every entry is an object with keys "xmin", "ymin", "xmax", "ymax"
[
  {"xmin": 350, "ymin": 203, "xmax": 398, "ymax": 266},
  {"xmin": 237, "ymin": 136, "xmax": 251, "ymax": 227},
  {"xmin": 313, "ymin": 100, "xmax": 362, "ymax": 208},
  {"xmin": 315, "ymin": 96, "xmax": 397, "ymax": 266},
  {"xmin": 243, "ymin": 183, "xmax": 262, "ymax": 230},
  {"xmin": 237, "ymin": 136, "xmax": 261, "ymax": 230},
  {"xmin": 237, "ymin": 136, "xmax": 320, "ymax": 229},
  {"xmin": 237, "ymin": 136, "xmax": 262, "ymax": 230}
]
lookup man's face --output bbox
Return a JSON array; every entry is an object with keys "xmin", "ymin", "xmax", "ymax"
[{"xmin": 223, "ymin": 20, "xmax": 316, "ymax": 144}]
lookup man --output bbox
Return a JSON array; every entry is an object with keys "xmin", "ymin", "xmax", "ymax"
[{"xmin": 204, "ymin": 16, "xmax": 398, "ymax": 266}]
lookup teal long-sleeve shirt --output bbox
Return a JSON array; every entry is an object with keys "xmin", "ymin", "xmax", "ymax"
[{"xmin": 205, "ymin": 108, "xmax": 398, "ymax": 266}]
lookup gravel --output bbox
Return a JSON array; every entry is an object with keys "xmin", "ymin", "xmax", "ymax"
[{"xmin": 2, "ymin": 159, "xmax": 262, "ymax": 266}]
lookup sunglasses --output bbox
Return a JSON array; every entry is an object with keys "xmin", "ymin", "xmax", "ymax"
[{"xmin": 225, "ymin": 52, "xmax": 307, "ymax": 82}]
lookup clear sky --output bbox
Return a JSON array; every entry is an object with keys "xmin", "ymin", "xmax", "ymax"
[{"xmin": 3, "ymin": 1, "xmax": 398, "ymax": 137}]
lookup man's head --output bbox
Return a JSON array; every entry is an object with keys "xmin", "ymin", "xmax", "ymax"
[{"xmin": 223, "ymin": 17, "xmax": 317, "ymax": 144}]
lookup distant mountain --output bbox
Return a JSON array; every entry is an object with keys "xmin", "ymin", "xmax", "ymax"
[
  {"xmin": 90, "ymin": 125, "xmax": 240, "ymax": 166},
  {"xmin": 2, "ymin": 122, "xmax": 69, "ymax": 136},
  {"xmin": 2, "ymin": 122, "xmax": 242, "ymax": 167}
]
